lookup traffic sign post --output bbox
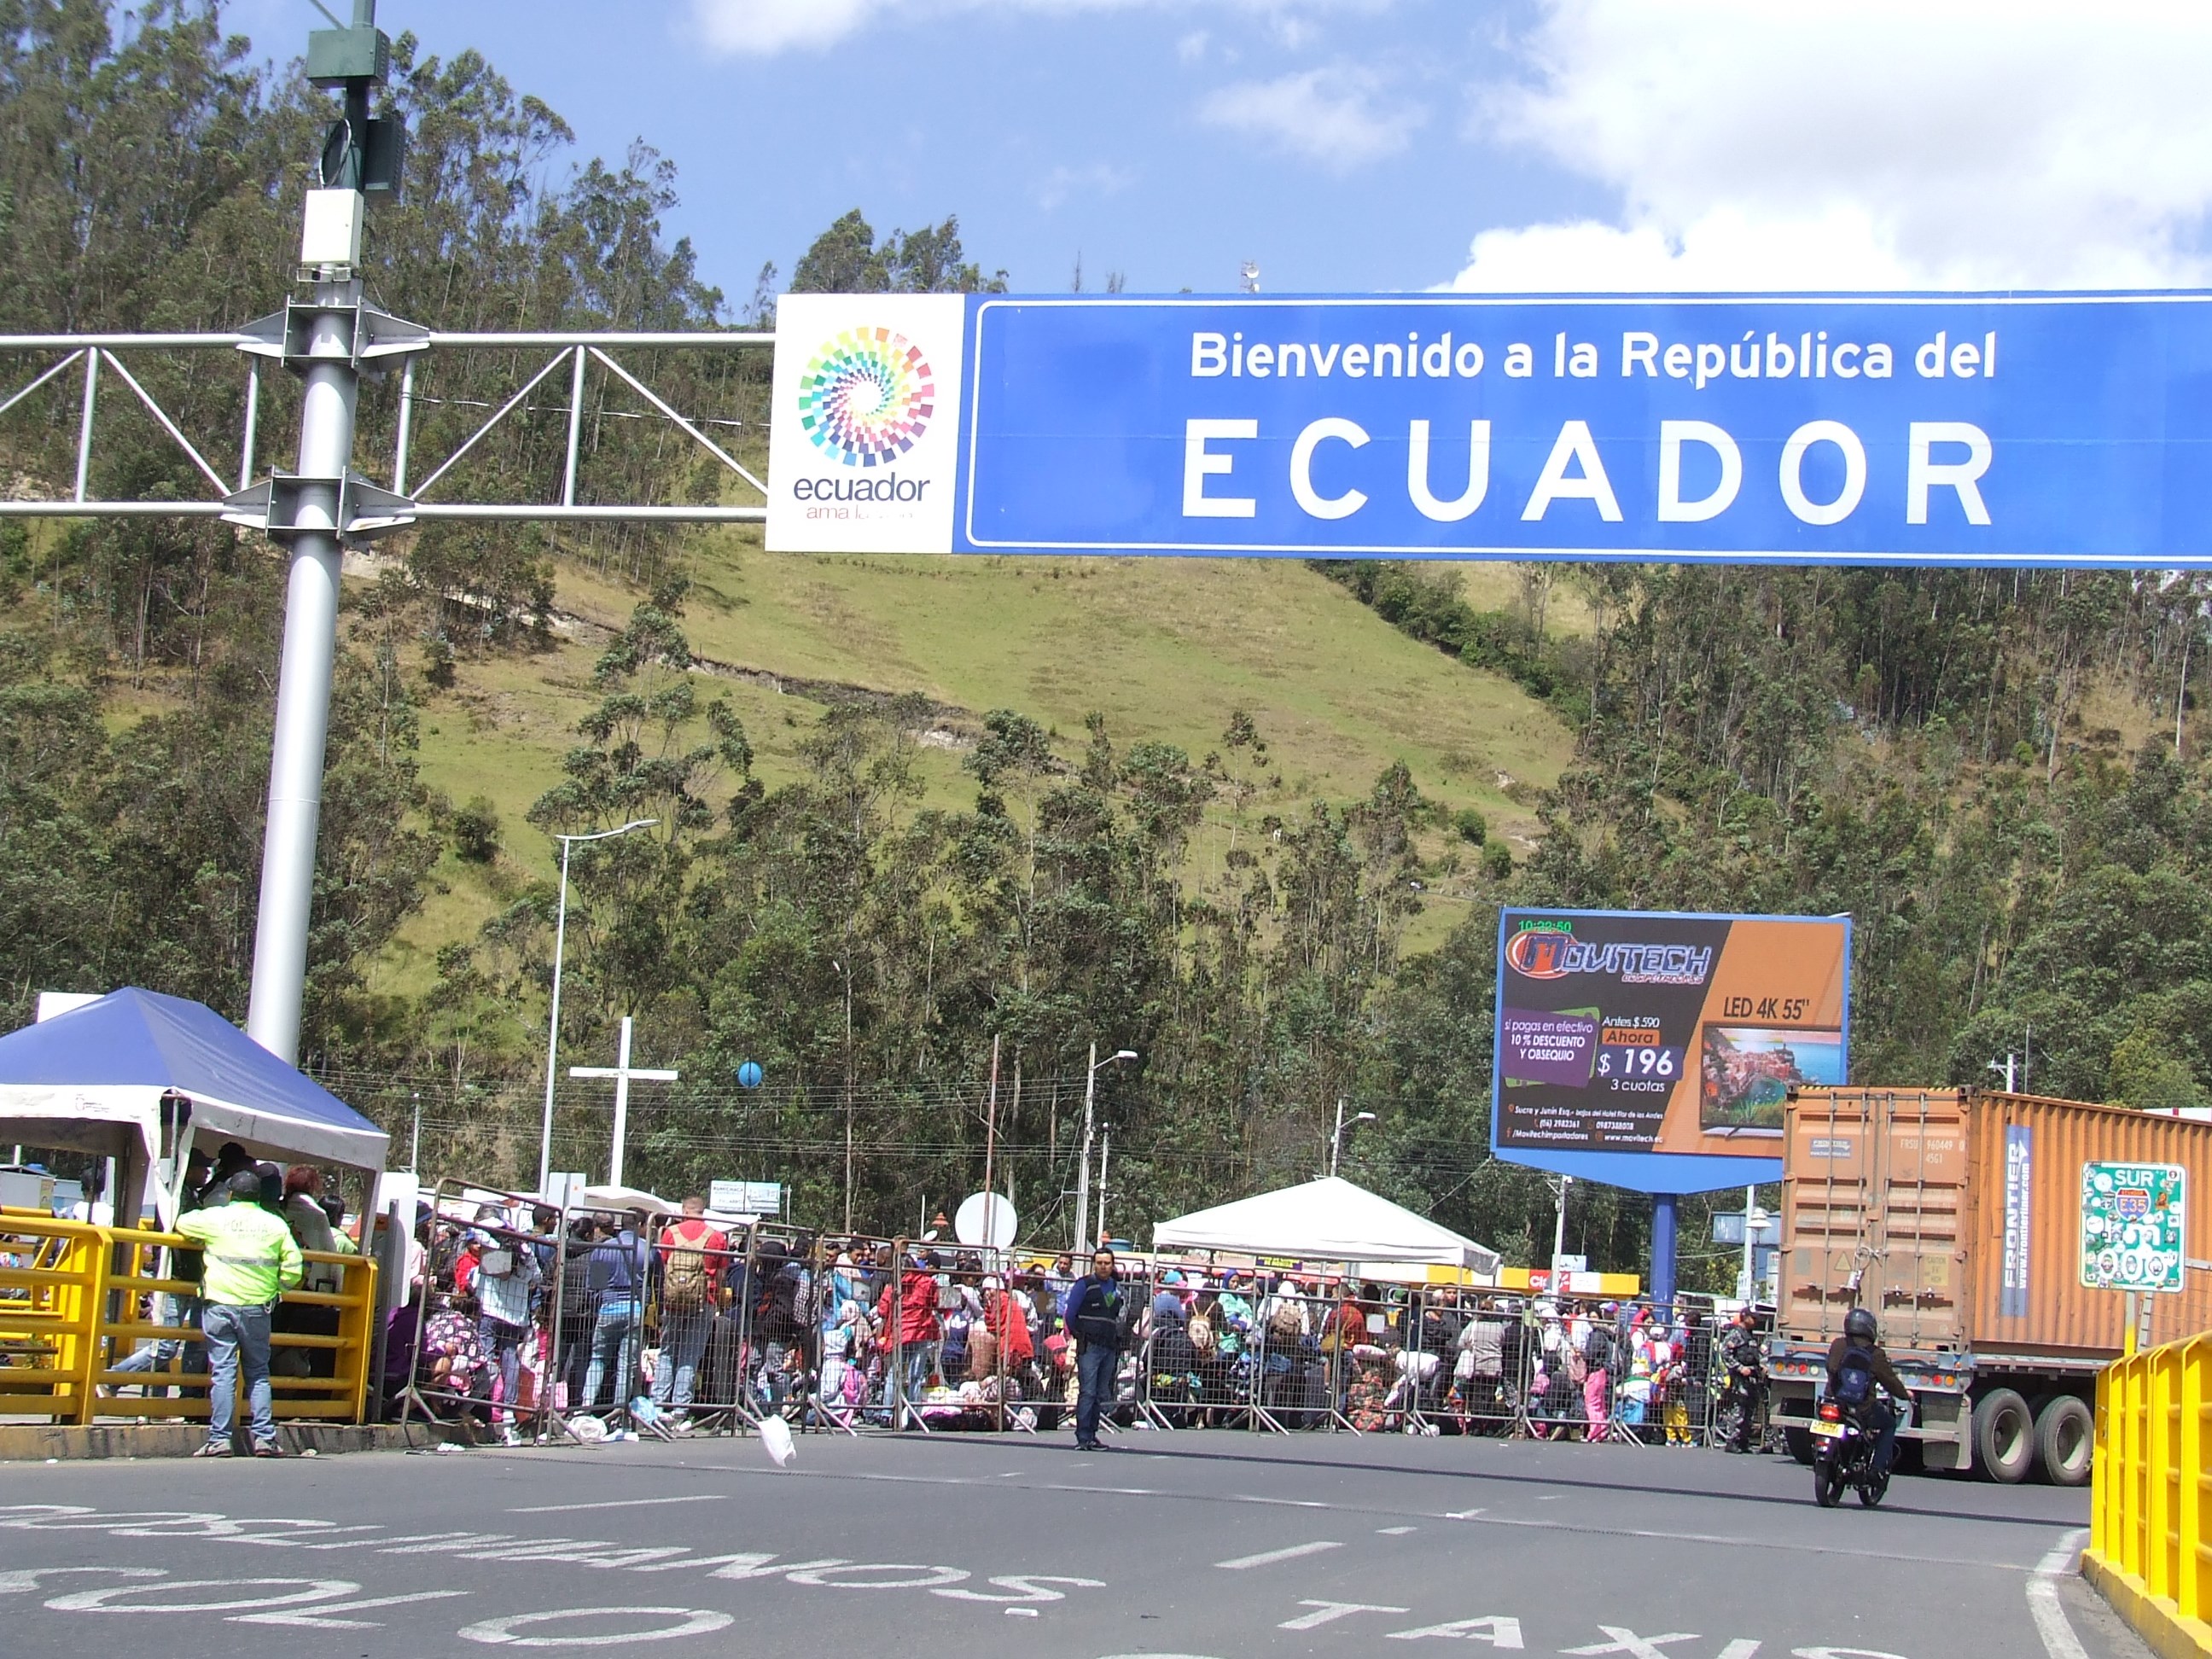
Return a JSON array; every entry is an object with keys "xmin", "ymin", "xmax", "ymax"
[{"xmin": 2081, "ymin": 1160, "xmax": 2186, "ymax": 1353}]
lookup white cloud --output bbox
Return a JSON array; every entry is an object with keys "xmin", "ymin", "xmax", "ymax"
[
  {"xmin": 1202, "ymin": 67, "xmax": 1421, "ymax": 170},
  {"xmin": 691, "ymin": 0, "xmax": 1382, "ymax": 57},
  {"xmin": 1451, "ymin": 0, "xmax": 2212, "ymax": 291},
  {"xmin": 696, "ymin": 0, "xmax": 876, "ymax": 54}
]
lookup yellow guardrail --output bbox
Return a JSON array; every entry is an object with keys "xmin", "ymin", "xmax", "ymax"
[
  {"xmin": 2087, "ymin": 1333, "xmax": 2212, "ymax": 1658},
  {"xmin": 0, "ymin": 1207, "xmax": 375, "ymax": 1426}
]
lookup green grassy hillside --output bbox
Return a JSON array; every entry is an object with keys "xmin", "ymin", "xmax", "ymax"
[{"xmin": 377, "ymin": 538, "xmax": 1578, "ymax": 997}]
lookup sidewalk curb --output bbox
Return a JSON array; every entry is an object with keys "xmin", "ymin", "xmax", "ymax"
[
  {"xmin": 0, "ymin": 1419, "xmax": 472, "ymax": 1463},
  {"xmin": 2084, "ymin": 1551, "xmax": 2212, "ymax": 1659}
]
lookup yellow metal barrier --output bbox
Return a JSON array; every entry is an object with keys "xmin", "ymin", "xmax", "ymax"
[
  {"xmin": 2087, "ymin": 1333, "xmax": 2212, "ymax": 1659},
  {"xmin": 0, "ymin": 1208, "xmax": 375, "ymax": 1427}
]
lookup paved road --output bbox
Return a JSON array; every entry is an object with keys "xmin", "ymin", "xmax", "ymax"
[{"xmin": 0, "ymin": 1430, "xmax": 2145, "ymax": 1659}]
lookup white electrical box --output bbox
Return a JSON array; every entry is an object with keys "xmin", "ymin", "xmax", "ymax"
[{"xmin": 300, "ymin": 188, "xmax": 364, "ymax": 267}]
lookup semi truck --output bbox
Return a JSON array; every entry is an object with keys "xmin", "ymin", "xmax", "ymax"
[{"xmin": 1766, "ymin": 1086, "xmax": 2211, "ymax": 1484}]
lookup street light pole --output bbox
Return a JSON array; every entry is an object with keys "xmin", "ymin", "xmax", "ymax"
[
  {"xmin": 833, "ymin": 958, "xmax": 854, "ymax": 1231},
  {"xmin": 1074, "ymin": 1044, "xmax": 1137, "ymax": 1252},
  {"xmin": 1330, "ymin": 1098, "xmax": 1376, "ymax": 1177},
  {"xmin": 535, "ymin": 818, "xmax": 657, "ymax": 1195}
]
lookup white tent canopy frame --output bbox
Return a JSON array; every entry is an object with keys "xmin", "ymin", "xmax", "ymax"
[{"xmin": 1150, "ymin": 1175, "xmax": 1501, "ymax": 1281}]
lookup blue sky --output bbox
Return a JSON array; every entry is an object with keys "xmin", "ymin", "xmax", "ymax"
[{"xmin": 230, "ymin": 1, "xmax": 2212, "ymax": 308}]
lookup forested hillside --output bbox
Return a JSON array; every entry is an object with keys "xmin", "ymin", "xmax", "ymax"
[{"xmin": 3, "ymin": 4, "xmax": 2209, "ymax": 1284}]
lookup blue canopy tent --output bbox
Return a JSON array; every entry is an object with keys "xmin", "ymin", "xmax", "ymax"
[{"xmin": 0, "ymin": 987, "xmax": 388, "ymax": 1225}]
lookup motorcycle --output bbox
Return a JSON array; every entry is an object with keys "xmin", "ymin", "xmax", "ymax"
[{"xmin": 1808, "ymin": 1390, "xmax": 1902, "ymax": 1507}]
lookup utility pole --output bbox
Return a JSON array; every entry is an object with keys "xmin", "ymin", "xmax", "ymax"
[
  {"xmin": 982, "ymin": 1035, "xmax": 1001, "ymax": 1233},
  {"xmin": 244, "ymin": 3, "xmax": 411, "ymax": 1063},
  {"xmin": 834, "ymin": 958, "xmax": 854, "ymax": 1231},
  {"xmin": 1097, "ymin": 1127, "xmax": 1111, "ymax": 1248},
  {"xmin": 1073, "ymin": 1044, "xmax": 1137, "ymax": 1251},
  {"xmin": 1551, "ymin": 1173, "xmax": 1572, "ymax": 1277}
]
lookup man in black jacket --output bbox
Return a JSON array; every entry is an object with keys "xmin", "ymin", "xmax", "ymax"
[{"xmin": 1061, "ymin": 1249, "xmax": 1130, "ymax": 1451}]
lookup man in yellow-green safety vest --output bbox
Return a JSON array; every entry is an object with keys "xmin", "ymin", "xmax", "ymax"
[{"xmin": 176, "ymin": 1167, "xmax": 305, "ymax": 1457}]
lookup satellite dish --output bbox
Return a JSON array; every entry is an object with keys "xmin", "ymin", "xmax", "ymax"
[{"xmin": 954, "ymin": 1191, "xmax": 1016, "ymax": 1249}]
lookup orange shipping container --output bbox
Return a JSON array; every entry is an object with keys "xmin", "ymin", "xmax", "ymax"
[{"xmin": 1782, "ymin": 1087, "xmax": 2212, "ymax": 1360}]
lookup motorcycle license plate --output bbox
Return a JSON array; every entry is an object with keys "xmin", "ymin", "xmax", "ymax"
[{"xmin": 1808, "ymin": 1420, "xmax": 1846, "ymax": 1439}]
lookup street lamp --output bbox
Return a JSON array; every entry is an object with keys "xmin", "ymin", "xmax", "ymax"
[
  {"xmin": 831, "ymin": 958, "xmax": 854, "ymax": 1232},
  {"xmin": 536, "ymin": 818, "xmax": 657, "ymax": 1195},
  {"xmin": 1073, "ymin": 1044, "xmax": 1138, "ymax": 1251},
  {"xmin": 1330, "ymin": 1098, "xmax": 1377, "ymax": 1176}
]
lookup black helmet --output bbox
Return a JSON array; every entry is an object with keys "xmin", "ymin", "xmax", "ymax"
[{"xmin": 1843, "ymin": 1307, "xmax": 1877, "ymax": 1342}]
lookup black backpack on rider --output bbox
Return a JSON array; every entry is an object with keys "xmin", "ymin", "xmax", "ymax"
[{"xmin": 1831, "ymin": 1342, "xmax": 1876, "ymax": 1407}]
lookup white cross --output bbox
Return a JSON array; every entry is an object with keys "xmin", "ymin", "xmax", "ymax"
[{"xmin": 569, "ymin": 1016, "xmax": 678, "ymax": 1190}]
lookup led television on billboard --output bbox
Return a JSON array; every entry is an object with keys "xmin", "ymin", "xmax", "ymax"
[{"xmin": 1491, "ymin": 908, "xmax": 1851, "ymax": 1194}]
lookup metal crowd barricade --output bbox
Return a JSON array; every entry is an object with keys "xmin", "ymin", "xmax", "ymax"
[
  {"xmin": 395, "ymin": 1181, "xmax": 562, "ymax": 1439},
  {"xmin": 0, "ymin": 1205, "xmax": 376, "ymax": 1426}
]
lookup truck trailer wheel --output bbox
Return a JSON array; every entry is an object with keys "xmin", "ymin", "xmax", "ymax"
[
  {"xmin": 2032, "ymin": 1394, "xmax": 2094, "ymax": 1487},
  {"xmin": 1784, "ymin": 1426, "xmax": 1813, "ymax": 1466},
  {"xmin": 1974, "ymin": 1388, "xmax": 2035, "ymax": 1483}
]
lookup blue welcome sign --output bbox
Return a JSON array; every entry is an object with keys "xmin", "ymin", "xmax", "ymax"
[{"xmin": 767, "ymin": 291, "xmax": 2212, "ymax": 565}]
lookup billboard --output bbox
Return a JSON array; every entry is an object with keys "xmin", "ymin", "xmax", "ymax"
[
  {"xmin": 1490, "ymin": 908, "xmax": 1850, "ymax": 1194},
  {"xmin": 771, "ymin": 291, "xmax": 2212, "ymax": 567}
]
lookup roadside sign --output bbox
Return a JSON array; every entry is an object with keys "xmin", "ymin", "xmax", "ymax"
[
  {"xmin": 710, "ymin": 1179, "xmax": 783, "ymax": 1215},
  {"xmin": 1490, "ymin": 906, "xmax": 1849, "ymax": 1193},
  {"xmin": 2081, "ymin": 1161, "xmax": 2186, "ymax": 1293}
]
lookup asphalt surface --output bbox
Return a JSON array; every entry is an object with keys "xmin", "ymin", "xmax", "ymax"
[{"xmin": 0, "ymin": 1429, "xmax": 2145, "ymax": 1659}]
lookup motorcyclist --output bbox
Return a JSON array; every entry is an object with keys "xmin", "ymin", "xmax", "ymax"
[
  {"xmin": 1825, "ymin": 1307, "xmax": 1910, "ymax": 1475},
  {"xmin": 1718, "ymin": 1305, "xmax": 1767, "ymax": 1452}
]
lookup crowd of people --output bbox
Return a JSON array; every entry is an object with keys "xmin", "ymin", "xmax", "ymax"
[{"xmin": 387, "ymin": 1194, "xmax": 1772, "ymax": 1451}]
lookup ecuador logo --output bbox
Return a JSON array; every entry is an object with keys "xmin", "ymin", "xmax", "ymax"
[{"xmin": 798, "ymin": 327, "xmax": 934, "ymax": 467}]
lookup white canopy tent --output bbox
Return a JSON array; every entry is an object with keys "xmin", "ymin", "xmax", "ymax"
[{"xmin": 1151, "ymin": 1176, "xmax": 1500, "ymax": 1280}]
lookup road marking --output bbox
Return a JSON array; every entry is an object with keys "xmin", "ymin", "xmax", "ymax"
[
  {"xmin": 1282, "ymin": 1599, "xmax": 1411, "ymax": 1630},
  {"xmin": 507, "ymin": 1495, "xmax": 729, "ymax": 1514},
  {"xmin": 1386, "ymin": 1615, "xmax": 1523, "ymax": 1643},
  {"xmin": 1445, "ymin": 1507, "xmax": 1487, "ymax": 1520},
  {"xmin": 230, "ymin": 1590, "xmax": 470, "ymax": 1629},
  {"xmin": 457, "ymin": 1605, "xmax": 733, "ymax": 1647},
  {"xmin": 1232, "ymin": 1493, "xmax": 1330, "ymax": 1508},
  {"xmin": 44, "ymin": 1577, "xmax": 359, "ymax": 1614},
  {"xmin": 1563, "ymin": 1630, "xmax": 1701, "ymax": 1657},
  {"xmin": 2027, "ymin": 1528, "xmax": 2090, "ymax": 1659},
  {"xmin": 1377, "ymin": 1525, "xmax": 1418, "ymax": 1535},
  {"xmin": 1214, "ymin": 1540, "xmax": 1343, "ymax": 1570}
]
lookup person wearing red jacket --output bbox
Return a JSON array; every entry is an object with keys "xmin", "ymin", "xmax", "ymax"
[
  {"xmin": 983, "ymin": 1275, "xmax": 1035, "ymax": 1368},
  {"xmin": 876, "ymin": 1250, "xmax": 941, "ymax": 1413}
]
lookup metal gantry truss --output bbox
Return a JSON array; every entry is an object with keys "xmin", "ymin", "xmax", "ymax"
[
  {"xmin": 0, "ymin": 319, "xmax": 772, "ymax": 531},
  {"xmin": 0, "ymin": 294, "xmax": 772, "ymax": 1066}
]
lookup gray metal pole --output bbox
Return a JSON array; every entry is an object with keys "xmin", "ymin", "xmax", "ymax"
[
  {"xmin": 537, "ymin": 835, "xmax": 573, "ymax": 1196},
  {"xmin": 245, "ymin": 275, "xmax": 361, "ymax": 1062},
  {"xmin": 1074, "ymin": 1040, "xmax": 1096, "ymax": 1253}
]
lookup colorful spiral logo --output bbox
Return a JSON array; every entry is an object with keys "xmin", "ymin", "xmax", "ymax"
[{"xmin": 797, "ymin": 328, "xmax": 935, "ymax": 467}]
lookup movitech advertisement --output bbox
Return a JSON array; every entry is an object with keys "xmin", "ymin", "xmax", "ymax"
[{"xmin": 1491, "ymin": 908, "xmax": 1851, "ymax": 1194}]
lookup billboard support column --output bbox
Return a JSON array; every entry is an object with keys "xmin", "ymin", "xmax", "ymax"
[{"xmin": 1651, "ymin": 1194, "xmax": 1678, "ymax": 1305}]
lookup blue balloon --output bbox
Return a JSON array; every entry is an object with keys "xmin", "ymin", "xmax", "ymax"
[{"xmin": 736, "ymin": 1061, "xmax": 763, "ymax": 1090}]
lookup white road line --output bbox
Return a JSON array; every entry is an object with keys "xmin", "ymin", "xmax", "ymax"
[
  {"xmin": 1214, "ymin": 1540, "xmax": 1344, "ymax": 1571},
  {"xmin": 2027, "ymin": 1528, "xmax": 2091, "ymax": 1659},
  {"xmin": 1377, "ymin": 1526, "xmax": 1417, "ymax": 1535},
  {"xmin": 506, "ymin": 1495, "xmax": 730, "ymax": 1515}
]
